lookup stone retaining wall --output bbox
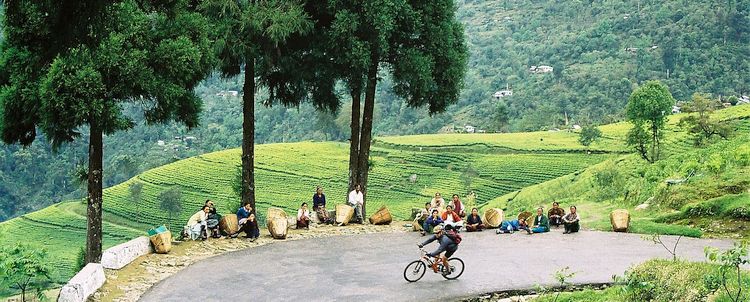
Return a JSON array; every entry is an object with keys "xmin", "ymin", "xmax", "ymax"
[
  {"xmin": 101, "ymin": 236, "xmax": 153, "ymax": 269},
  {"xmin": 58, "ymin": 263, "xmax": 105, "ymax": 302}
]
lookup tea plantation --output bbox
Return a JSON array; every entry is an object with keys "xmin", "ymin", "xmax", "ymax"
[{"xmin": 1, "ymin": 104, "xmax": 748, "ymax": 289}]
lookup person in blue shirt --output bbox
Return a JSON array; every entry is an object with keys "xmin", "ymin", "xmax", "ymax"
[
  {"xmin": 234, "ymin": 203, "xmax": 258, "ymax": 240},
  {"xmin": 423, "ymin": 209, "xmax": 443, "ymax": 236},
  {"xmin": 312, "ymin": 186, "xmax": 333, "ymax": 224}
]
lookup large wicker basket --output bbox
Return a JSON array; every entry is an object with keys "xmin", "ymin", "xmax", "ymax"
[
  {"xmin": 369, "ymin": 205, "xmax": 392, "ymax": 225},
  {"xmin": 336, "ymin": 204, "xmax": 354, "ymax": 225},
  {"xmin": 518, "ymin": 211, "xmax": 533, "ymax": 222},
  {"xmin": 149, "ymin": 231, "xmax": 172, "ymax": 254},
  {"xmin": 610, "ymin": 209, "xmax": 630, "ymax": 232},
  {"xmin": 483, "ymin": 208, "xmax": 504, "ymax": 228},
  {"xmin": 219, "ymin": 215, "xmax": 239, "ymax": 235},
  {"xmin": 266, "ymin": 207, "xmax": 288, "ymax": 239}
]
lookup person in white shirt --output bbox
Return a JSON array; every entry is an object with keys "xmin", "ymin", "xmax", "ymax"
[
  {"xmin": 185, "ymin": 205, "xmax": 210, "ymax": 240},
  {"xmin": 348, "ymin": 184, "xmax": 364, "ymax": 224},
  {"xmin": 297, "ymin": 202, "xmax": 311, "ymax": 229},
  {"xmin": 430, "ymin": 192, "xmax": 446, "ymax": 212}
]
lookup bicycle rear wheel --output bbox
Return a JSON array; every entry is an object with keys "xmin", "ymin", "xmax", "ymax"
[
  {"xmin": 404, "ymin": 260, "xmax": 427, "ymax": 282},
  {"xmin": 441, "ymin": 258, "xmax": 465, "ymax": 280}
]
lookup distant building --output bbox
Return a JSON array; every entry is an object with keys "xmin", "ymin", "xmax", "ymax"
[
  {"xmin": 672, "ymin": 105, "xmax": 681, "ymax": 114},
  {"xmin": 530, "ymin": 65, "xmax": 553, "ymax": 73},
  {"xmin": 494, "ymin": 90, "xmax": 513, "ymax": 99},
  {"xmin": 625, "ymin": 47, "xmax": 639, "ymax": 53},
  {"xmin": 738, "ymin": 96, "xmax": 750, "ymax": 105},
  {"xmin": 157, "ymin": 140, "xmax": 165, "ymax": 146},
  {"xmin": 216, "ymin": 90, "xmax": 240, "ymax": 97},
  {"xmin": 572, "ymin": 124, "xmax": 581, "ymax": 130},
  {"xmin": 465, "ymin": 125, "xmax": 476, "ymax": 133}
]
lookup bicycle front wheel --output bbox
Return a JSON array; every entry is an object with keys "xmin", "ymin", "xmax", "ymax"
[
  {"xmin": 404, "ymin": 260, "xmax": 427, "ymax": 282},
  {"xmin": 441, "ymin": 258, "xmax": 465, "ymax": 280}
]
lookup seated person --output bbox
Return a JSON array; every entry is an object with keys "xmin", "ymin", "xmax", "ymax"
[
  {"xmin": 548, "ymin": 202, "xmax": 565, "ymax": 227},
  {"xmin": 422, "ymin": 209, "xmax": 443, "ymax": 236},
  {"xmin": 430, "ymin": 192, "xmax": 446, "ymax": 212},
  {"xmin": 441, "ymin": 205, "xmax": 463, "ymax": 230},
  {"xmin": 185, "ymin": 205, "xmax": 210, "ymax": 240},
  {"xmin": 562, "ymin": 206, "xmax": 581, "ymax": 234},
  {"xmin": 414, "ymin": 202, "xmax": 432, "ymax": 235},
  {"xmin": 465, "ymin": 208, "xmax": 485, "ymax": 232},
  {"xmin": 497, "ymin": 217, "xmax": 529, "ymax": 234},
  {"xmin": 204, "ymin": 200, "xmax": 222, "ymax": 238},
  {"xmin": 312, "ymin": 186, "xmax": 333, "ymax": 224},
  {"xmin": 450, "ymin": 194, "xmax": 466, "ymax": 217},
  {"xmin": 297, "ymin": 202, "xmax": 311, "ymax": 230},
  {"xmin": 529, "ymin": 207, "xmax": 550, "ymax": 234},
  {"xmin": 234, "ymin": 203, "xmax": 258, "ymax": 240}
]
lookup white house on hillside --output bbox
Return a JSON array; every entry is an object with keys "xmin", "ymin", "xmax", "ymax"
[
  {"xmin": 529, "ymin": 65, "xmax": 553, "ymax": 73},
  {"xmin": 494, "ymin": 90, "xmax": 513, "ymax": 99}
]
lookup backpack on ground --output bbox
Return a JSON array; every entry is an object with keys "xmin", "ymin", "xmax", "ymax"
[{"xmin": 446, "ymin": 229, "xmax": 462, "ymax": 245}]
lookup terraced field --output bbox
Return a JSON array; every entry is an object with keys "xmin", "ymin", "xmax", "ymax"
[{"xmin": 2, "ymin": 105, "xmax": 749, "ymax": 291}]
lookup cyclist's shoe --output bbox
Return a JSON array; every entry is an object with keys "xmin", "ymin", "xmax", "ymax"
[{"xmin": 442, "ymin": 265, "xmax": 452, "ymax": 275}]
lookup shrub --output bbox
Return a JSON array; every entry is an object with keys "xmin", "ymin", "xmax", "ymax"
[
  {"xmin": 624, "ymin": 259, "xmax": 718, "ymax": 302},
  {"xmin": 733, "ymin": 143, "xmax": 750, "ymax": 167}
]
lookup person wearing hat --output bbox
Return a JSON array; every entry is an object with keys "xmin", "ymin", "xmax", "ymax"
[{"xmin": 418, "ymin": 225, "xmax": 458, "ymax": 273}]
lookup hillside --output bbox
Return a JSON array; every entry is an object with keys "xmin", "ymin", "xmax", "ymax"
[
  {"xmin": 481, "ymin": 106, "xmax": 750, "ymax": 238},
  {"xmin": 2, "ymin": 104, "xmax": 749, "ymax": 294},
  {"xmin": 2, "ymin": 0, "xmax": 749, "ymax": 221},
  {"xmin": 0, "ymin": 132, "xmax": 614, "ymax": 292}
]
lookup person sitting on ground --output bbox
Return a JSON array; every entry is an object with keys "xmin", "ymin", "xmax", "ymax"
[
  {"xmin": 548, "ymin": 201, "xmax": 565, "ymax": 227},
  {"xmin": 497, "ymin": 217, "xmax": 530, "ymax": 234},
  {"xmin": 441, "ymin": 205, "xmax": 463, "ymax": 230},
  {"xmin": 312, "ymin": 186, "xmax": 333, "ymax": 224},
  {"xmin": 348, "ymin": 184, "xmax": 364, "ymax": 224},
  {"xmin": 243, "ymin": 213, "xmax": 260, "ymax": 240},
  {"xmin": 430, "ymin": 192, "xmax": 446, "ymax": 212},
  {"xmin": 204, "ymin": 200, "xmax": 222, "ymax": 238},
  {"xmin": 465, "ymin": 208, "xmax": 485, "ymax": 232},
  {"xmin": 297, "ymin": 202, "xmax": 311, "ymax": 230},
  {"xmin": 414, "ymin": 202, "xmax": 432, "ymax": 236},
  {"xmin": 423, "ymin": 209, "xmax": 443, "ymax": 236},
  {"xmin": 418, "ymin": 225, "xmax": 459, "ymax": 274},
  {"xmin": 234, "ymin": 203, "xmax": 258, "ymax": 240},
  {"xmin": 529, "ymin": 207, "xmax": 550, "ymax": 234},
  {"xmin": 562, "ymin": 206, "xmax": 580, "ymax": 234},
  {"xmin": 450, "ymin": 194, "xmax": 466, "ymax": 217},
  {"xmin": 186, "ymin": 205, "xmax": 210, "ymax": 240}
]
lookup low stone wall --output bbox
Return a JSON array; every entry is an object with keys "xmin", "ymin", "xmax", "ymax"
[
  {"xmin": 101, "ymin": 236, "xmax": 153, "ymax": 269},
  {"xmin": 58, "ymin": 263, "xmax": 105, "ymax": 302}
]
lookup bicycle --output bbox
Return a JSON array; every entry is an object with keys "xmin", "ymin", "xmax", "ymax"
[{"xmin": 403, "ymin": 248, "xmax": 465, "ymax": 282}]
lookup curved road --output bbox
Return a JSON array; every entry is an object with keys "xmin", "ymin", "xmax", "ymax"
[{"xmin": 140, "ymin": 230, "xmax": 732, "ymax": 302}]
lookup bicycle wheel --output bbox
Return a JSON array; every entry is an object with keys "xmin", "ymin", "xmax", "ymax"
[
  {"xmin": 441, "ymin": 258, "xmax": 465, "ymax": 280},
  {"xmin": 404, "ymin": 260, "xmax": 427, "ymax": 282}
]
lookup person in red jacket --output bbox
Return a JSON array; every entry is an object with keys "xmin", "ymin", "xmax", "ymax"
[{"xmin": 441, "ymin": 205, "xmax": 463, "ymax": 230}]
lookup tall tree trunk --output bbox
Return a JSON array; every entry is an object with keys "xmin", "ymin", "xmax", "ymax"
[
  {"xmin": 357, "ymin": 62, "xmax": 378, "ymax": 219},
  {"xmin": 242, "ymin": 60, "xmax": 256, "ymax": 213},
  {"xmin": 348, "ymin": 88, "xmax": 362, "ymax": 193},
  {"xmin": 86, "ymin": 122, "xmax": 103, "ymax": 263}
]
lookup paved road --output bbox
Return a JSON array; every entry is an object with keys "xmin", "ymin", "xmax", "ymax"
[{"xmin": 139, "ymin": 230, "xmax": 733, "ymax": 302}]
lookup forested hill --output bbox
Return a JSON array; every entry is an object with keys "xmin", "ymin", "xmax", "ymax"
[{"xmin": 1, "ymin": 0, "xmax": 748, "ymax": 221}]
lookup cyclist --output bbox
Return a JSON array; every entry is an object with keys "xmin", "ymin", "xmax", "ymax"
[{"xmin": 417, "ymin": 225, "xmax": 458, "ymax": 273}]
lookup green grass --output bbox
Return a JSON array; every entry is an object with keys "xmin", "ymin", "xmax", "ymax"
[{"xmin": 533, "ymin": 259, "xmax": 750, "ymax": 302}]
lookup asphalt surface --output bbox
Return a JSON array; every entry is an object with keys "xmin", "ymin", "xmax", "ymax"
[{"xmin": 139, "ymin": 229, "xmax": 733, "ymax": 302}]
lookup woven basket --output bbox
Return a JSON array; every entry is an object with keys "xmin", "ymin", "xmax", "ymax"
[
  {"xmin": 518, "ymin": 211, "xmax": 532, "ymax": 222},
  {"xmin": 369, "ymin": 205, "xmax": 392, "ymax": 225},
  {"xmin": 336, "ymin": 204, "xmax": 354, "ymax": 225},
  {"xmin": 267, "ymin": 217, "xmax": 288, "ymax": 239},
  {"xmin": 219, "ymin": 215, "xmax": 239, "ymax": 235},
  {"xmin": 610, "ymin": 209, "xmax": 630, "ymax": 232},
  {"xmin": 483, "ymin": 208, "xmax": 504, "ymax": 228},
  {"xmin": 149, "ymin": 231, "xmax": 172, "ymax": 254}
]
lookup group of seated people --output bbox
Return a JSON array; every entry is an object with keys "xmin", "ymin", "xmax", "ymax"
[
  {"xmin": 413, "ymin": 195, "xmax": 581, "ymax": 236},
  {"xmin": 184, "ymin": 200, "xmax": 260, "ymax": 241},
  {"xmin": 496, "ymin": 202, "xmax": 580, "ymax": 234},
  {"xmin": 414, "ymin": 192, "xmax": 477, "ymax": 236}
]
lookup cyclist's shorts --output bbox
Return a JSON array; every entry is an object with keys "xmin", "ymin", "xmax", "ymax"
[{"xmin": 445, "ymin": 245, "xmax": 457, "ymax": 258}]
